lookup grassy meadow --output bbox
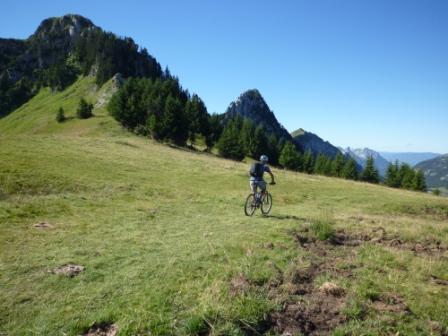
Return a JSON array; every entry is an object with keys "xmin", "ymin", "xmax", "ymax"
[{"xmin": 1, "ymin": 77, "xmax": 448, "ymax": 335}]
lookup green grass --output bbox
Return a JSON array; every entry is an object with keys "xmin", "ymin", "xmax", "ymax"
[{"xmin": 1, "ymin": 78, "xmax": 448, "ymax": 335}]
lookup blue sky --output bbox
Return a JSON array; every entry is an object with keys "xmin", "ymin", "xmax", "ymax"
[{"xmin": 1, "ymin": 0, "xmax": 447, "ymax": 153}]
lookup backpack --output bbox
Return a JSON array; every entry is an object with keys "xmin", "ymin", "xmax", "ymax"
[{"xmin": 249, "ymin": 162, "xmax": 264, "ymax": 179}]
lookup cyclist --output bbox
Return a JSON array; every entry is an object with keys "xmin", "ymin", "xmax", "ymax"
[{"xmin": 249, "ymin": 155, "xmax": 275, "ymax": 200}]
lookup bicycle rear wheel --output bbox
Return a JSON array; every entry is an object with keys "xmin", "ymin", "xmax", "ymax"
[
  {"xmin": 261, "ymin": 193, "xmax": 273, "ymax": 215},
  {"xmin": 244, "ymin": 194, "xmax": 257, "ymax": 216}
]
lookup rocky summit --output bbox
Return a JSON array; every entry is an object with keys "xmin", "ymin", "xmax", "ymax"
[{"xmin": 223, "ymin": 89, "xmax": 292, "ymax": 142}]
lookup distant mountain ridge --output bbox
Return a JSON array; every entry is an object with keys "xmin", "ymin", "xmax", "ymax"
[
  {"xmin": 222, "ymin": 90, "xmax": 342, "ymax": 158},
  {"xmin": 414, "ymin": 154, "xmax": 448, "ymax": 189},
  {"xmin": 341, "ymin": 147, "xmax": 390, "ymax": 176},
  {"xmin": 291, "ymin": 128, "xmax": 341, "ymax": 158},
  {"xmin": 379, "ymin": 152, "xmax": 441, "ymax": 166}
]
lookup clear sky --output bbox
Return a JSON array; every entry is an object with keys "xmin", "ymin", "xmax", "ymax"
[{"xmin": 1, "ymin": 0, "xmax": 447, "ymax": 153}]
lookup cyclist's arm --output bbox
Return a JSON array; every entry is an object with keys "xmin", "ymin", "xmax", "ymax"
[{"xmin": 267, "ymin": 171, "xmax": 275, "ymax": 184}]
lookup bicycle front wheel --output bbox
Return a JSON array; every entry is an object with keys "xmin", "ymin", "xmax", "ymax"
[
  {"xmin": 261, "ymin": 193, "xmax": 273, "ymax": 215},
  {"xmin": 244, "ymin": 194, "xmax": 257, "ymax": 216}
]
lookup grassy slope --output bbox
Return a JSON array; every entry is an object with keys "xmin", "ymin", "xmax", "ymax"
[{"xmin": 1, "ymin": 78, "xmax": 448, "ymax": 335}]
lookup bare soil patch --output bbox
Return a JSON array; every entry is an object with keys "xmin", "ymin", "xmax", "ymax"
[
  {"xmin": 83, "ymin": 322, "xmax": 118, "ymax": 336},
  {"xmin": 33, "ymin": 222, "xmax": 53, "ymax": 229},
  {"xmin": 230, "ymin": 273, "xmax": 250, "ymax": 296},
  {"xmin": 267, "ymin": 262, "xmax": 348, "ymax": 336},
  {"xmin": 51, "ymin": 264, "xmax": 84, "ymax": 277},
  {"xmin": 430, "ymin": 275, "xmax": 448, "ymax": 286},
  {"xmin": 371, "ymin": 294, "xmax": 410, "ymax": 314},
  {"xmin": 294, "ymin": 226, "xmax": 448, "ymax": 256}
]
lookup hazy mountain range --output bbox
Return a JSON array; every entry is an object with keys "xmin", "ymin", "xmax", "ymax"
[{"xmin": 379, "ymin": 152, "xmax": 441, "ymax": 166}]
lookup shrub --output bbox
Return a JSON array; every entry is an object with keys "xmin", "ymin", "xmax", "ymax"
[
  {"xmin": 56, "ymin": 107, "xmax": 65, "ymax": 123},
  {"xmin": 77, "ymin": 98, "xmax": 93, "ymax": 119}
]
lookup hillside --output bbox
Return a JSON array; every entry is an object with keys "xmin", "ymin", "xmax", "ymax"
[
  {"xmin": 415, "ymin": 155, "xmax": 448, "ymax": 191},
  {"xmin": 1, "ymin": 77, "xmax": 448, "ymax": 335},
  {"xmin": 291, "ymin": 128, "xmax": 341, "ymax": 158}
]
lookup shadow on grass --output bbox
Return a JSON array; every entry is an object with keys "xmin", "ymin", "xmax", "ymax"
[{"xmin": 263, "ymin": 213, "xmax": 307, "ymax": 221}]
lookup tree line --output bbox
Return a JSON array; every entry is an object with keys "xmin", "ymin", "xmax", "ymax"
[
  {"xmin": 107, "ymin": 76, "xmax": 214, "ymax": 147},
  {"xmin": 384, "ymin": 161, "xmax": 426, "ymax": 192}
]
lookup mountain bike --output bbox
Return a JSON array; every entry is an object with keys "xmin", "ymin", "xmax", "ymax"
[{"xmin": 244, "ymin": 183, "xmax": 274, "ymax": 216}]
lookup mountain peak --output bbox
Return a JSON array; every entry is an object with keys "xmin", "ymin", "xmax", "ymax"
[
  {"xmin": 223, "ymin": 89, "xmax": 291, "ymax": 142},
  {"xmin": 32, "ymin": 14, "xmax": 96, "ymax": 40}
]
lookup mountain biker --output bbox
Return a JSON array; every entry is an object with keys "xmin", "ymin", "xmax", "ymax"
[{"xmin": 249, "ymin": 155, "xmax": 275, "ymax": 199}]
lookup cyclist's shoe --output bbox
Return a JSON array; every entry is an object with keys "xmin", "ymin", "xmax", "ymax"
[{"xmin": 270, "ymin": 181, "xmax": 276, "ymax": 185}]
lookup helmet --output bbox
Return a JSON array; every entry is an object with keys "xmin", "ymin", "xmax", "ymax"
[{"xmin": 260, "ymin": 155, "xmax": 269, "ymax": 163}]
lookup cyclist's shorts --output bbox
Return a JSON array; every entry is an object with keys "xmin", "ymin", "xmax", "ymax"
[{"xmin": 250, "ymin": 180, "xmax": 266, "ymax": 192}]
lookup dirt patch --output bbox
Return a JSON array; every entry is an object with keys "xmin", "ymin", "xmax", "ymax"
[
  {"xmin": 319, "ymin": 282, "xmax": 345, "ymax": 297},
  {"xmin": 83, "ymin": 322, "xmax": 118, "ymax": 336},
  {"xmin": 371, "ymin": 294, "xmax": 410, "ymax": 314},
  {"xmin": 430, "ymin": 275, "xmax": 448, "ymax": 286},
  {"xmin": 265, "ymin": 258, "xmax": 349, "ymax": 335},
  {"xmin": 294, "ymin": 226, "xmax": 448, "ymax": 256},
  {"xmin": 230, "ymin": 273, "xmax": 250, "ymax": 295},
  {"xmin": 51, "ymin": 264, "xmax": 84, "ymax": 277},
  {"xmin": 33, "ymin": 222, "xmax": 53, "ymax": 229}
]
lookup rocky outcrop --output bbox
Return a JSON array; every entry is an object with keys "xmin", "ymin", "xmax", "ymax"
[{"xmin": 223, "ymin": 89, "xmax": 292, "ymax": 142}]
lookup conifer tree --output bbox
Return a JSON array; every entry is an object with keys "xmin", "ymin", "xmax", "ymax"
[
  {"xmin": 252, "ymin": 125, "xmax": 269, "ymax": 159},
  {"xmin": 314, "ymin": 154, "xmax": 329, "ymax": 175},
  {"xmin": 341, "ymin": 159, "xmax": 359, "ymax": 180},
  {"xmin": 241, "ymin": 119, "xmax": 255, "ymax": 156},
  {"xmin": 361, "ymin": 156, "xmax": 379, "ymax": 183},
  {"xmin": 205, "ymin": 114, "xmax": 223, "ymax": 150},
  {"xmin": 412, "ymin": 170, "xmax": 427, "ymax": 192},
  {"xmin": 77, "ymin": 98, "xmax": 93, "ymax": 119},
  {"xmin": 56, "ymin": 107, "xmax": 65, "ymax": 123},
  {"xmin": 185, "ymin": 94, "xmax": 209, "ymax": 145},
  {"xmin": 384, "ymin": 161, "xmax": 400, "ymax": 188},
  {"xmin": 163, "ymin": 95, "xmax": 188, "ymax": 145},
  {"xmin": 302, "ymin": 150, "xmax": 314, "ymax": 174},
  {"xmin": 267, "ymin": 134, "xmax": 280, "ymax": 166},
  {"xmin": 399, "ymin": 164, "xmax": 415, "ymax": 189},
  {"xmin": 216, "ymin": 119, "xmax": 245, "ymax": 160},
  {"xmin": 331, "ymin": 153, "xmax": 346, "ymax": 177},
  {"xmin": 279, "ymin": 142, "xmax": 301, "ymax": 170}
]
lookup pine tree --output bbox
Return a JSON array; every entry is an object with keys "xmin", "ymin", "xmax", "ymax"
[
  {"xmin": 205, "ymin": 114, "xmax": 223, "ymax": 150},
  {"xmin": 384, "ymin": 161, "xmax": 400, "ymax": 188},
  {"xmin": 252, "ymin": 125, "xmax": 269, "ymax": 159},
  {"xmin": 302, "ymin": 150, "xmax": 314, "ymax": 174},
  {"xmin": 77, "ymin": 98, "xmax": 93, "ymax": 119},
  {"xmin": 267, "ymin": 134, "xmax": 280, "ymax": 166},
  {"xmin": 399, "ymin": 164, "xmax": 415, "ymax": 190},
  {"xmin": 240, "ymin": 119, "xmax": 255, "ymax": 156},
  {"xmin": 163, "ymin": 95, "xmax": 188, "ymax": 146},
  {"xmin": 185, "ymin": 94, "xmax": 209, "ymax": 145},
  {"xmin": 412, "ymin": 169, "xmax": 426, "ymax": 192},
  {"xmin": 361, "ymin": 156, "xmax": 379, "ymax": 183},
  {"xmin": 56, "ymin": 107, "xmax": 65, "ymax": 123},
  {"xmin": 341, "ymin": 159, "xmax": 359, "ymax": 180},
  {"xmin": 216, "ymin": 119, "xmax": 245, "ymax": 160},
  {"xmin": 331, "ymin": 153, "xmax": 346, "ymax": 177},
  {"xmin": 279, "ymin": 142, "xmax": 301, "ymax": 170},
  {"xmin": 314, "ymin": 154, "xmax": 330, "ymax": 175}
]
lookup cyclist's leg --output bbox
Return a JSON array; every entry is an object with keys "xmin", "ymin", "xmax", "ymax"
[{"xmin": 249, "ymin": 180, "xmax": 257, "ymax": 194}]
